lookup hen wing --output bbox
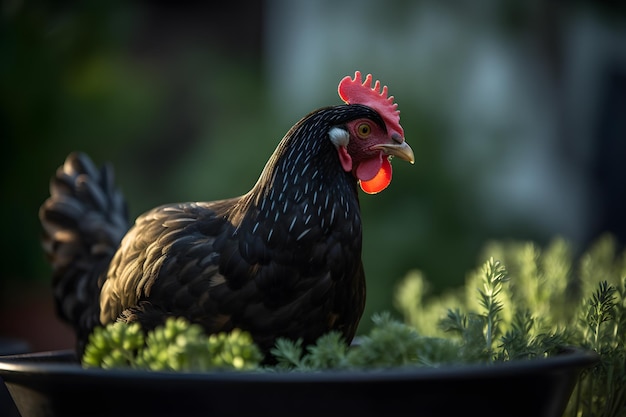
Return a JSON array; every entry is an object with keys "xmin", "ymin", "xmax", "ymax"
[{"xmin": 99, "ymin": 199, "xmax": 237, "ymax": 330}]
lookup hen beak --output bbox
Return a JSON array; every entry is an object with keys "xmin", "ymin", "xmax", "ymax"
[{"xmin": 372, "ymin": 139, "xmax": 415, "ymax": 164}]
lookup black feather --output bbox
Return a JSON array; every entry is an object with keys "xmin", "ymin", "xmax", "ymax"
[{"xmin": 41, "ymin": 105, "xmax": 379, "ymax": 356}]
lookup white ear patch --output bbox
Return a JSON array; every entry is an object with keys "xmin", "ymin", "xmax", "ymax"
[{"xmin": 329, "ymin": 127, "xmax": 350, "ymax": 148}]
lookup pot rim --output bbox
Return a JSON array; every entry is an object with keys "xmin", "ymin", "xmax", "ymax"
[{"xmin": 0, "ymin": 346, "xmax": 599, "ymax": 383}]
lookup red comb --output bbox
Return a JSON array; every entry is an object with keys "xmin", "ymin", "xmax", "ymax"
[{"xmin": 338, "ymin": 71, "xmax": 403, "ymax": 138}]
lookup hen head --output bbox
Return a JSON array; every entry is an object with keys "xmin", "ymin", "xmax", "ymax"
[{"xmin": 330, "ymin": 71, "xmax": 414, "ymax": 194}]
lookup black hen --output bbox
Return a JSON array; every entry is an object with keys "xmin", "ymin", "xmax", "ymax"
[{"xmin": 39, "ymin": 72, "xmax": 414, "ymax": 356}]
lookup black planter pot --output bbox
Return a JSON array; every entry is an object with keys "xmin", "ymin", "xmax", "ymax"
[
  {"xmin": 0, "ymin": 347, "xmax": 598, "ymax": 417},
  {"xmin": 0, "ymin": 338, "xmax": 30, "ymax": 417}
]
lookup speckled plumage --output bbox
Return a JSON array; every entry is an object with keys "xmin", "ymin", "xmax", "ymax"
[{"xmin": 40, "ymin": 104, "xmax": 389, "ymax": 355}]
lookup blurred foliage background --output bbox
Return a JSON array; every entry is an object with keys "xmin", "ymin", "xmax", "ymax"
[{"xmin": 1, "ymin": 0, "xmax": 625, "ymax": 350}]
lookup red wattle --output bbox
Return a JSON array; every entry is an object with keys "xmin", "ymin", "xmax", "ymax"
[
  {"xmin": 359, "ymin": 158, "xmax": 392, "ymax": 194},
  {"xmin": 355, "ymin": 153, "xmax": 383, "ymax": 182}
]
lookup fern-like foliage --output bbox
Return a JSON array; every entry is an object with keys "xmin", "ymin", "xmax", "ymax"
[{"xmin": 395, "ymin": 233, "xmax": 626, "ymax": 417}]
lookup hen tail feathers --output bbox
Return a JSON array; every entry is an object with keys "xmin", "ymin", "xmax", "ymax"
[{"xmin": 39, "ymin": 152, "xmax": 129, "ymax": 342}]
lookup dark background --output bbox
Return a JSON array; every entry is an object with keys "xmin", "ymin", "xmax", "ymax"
[{"xmin": 1, "ymin": 0, "xmax": 625, "ymax": 352}]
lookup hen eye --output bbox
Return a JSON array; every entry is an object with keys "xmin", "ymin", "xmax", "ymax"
[{"xmin": 356, "ymin": 123, "xmax": 371, "ymax": 138}]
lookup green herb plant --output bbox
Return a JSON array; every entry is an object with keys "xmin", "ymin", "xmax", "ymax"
[
  {"xmin": 82, "ymin": 234, "xmax": 625, "ymax": 417},
  {"xmin": 270, "ymin": 312, "xmax": 457, "ymax": 371},
  {"xmin": 83, "ymin": 317, "xmax": 263, "ymax": 371}
]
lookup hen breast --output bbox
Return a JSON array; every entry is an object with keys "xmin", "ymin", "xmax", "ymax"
[{"xmin": 99, "ymin": 190, "xmax": 364, "ymax": 353}]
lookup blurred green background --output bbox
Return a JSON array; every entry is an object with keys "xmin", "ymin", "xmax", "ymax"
[{"xmin": 1, "ymin": 0, "xmax": 625, "ymax": 351}]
